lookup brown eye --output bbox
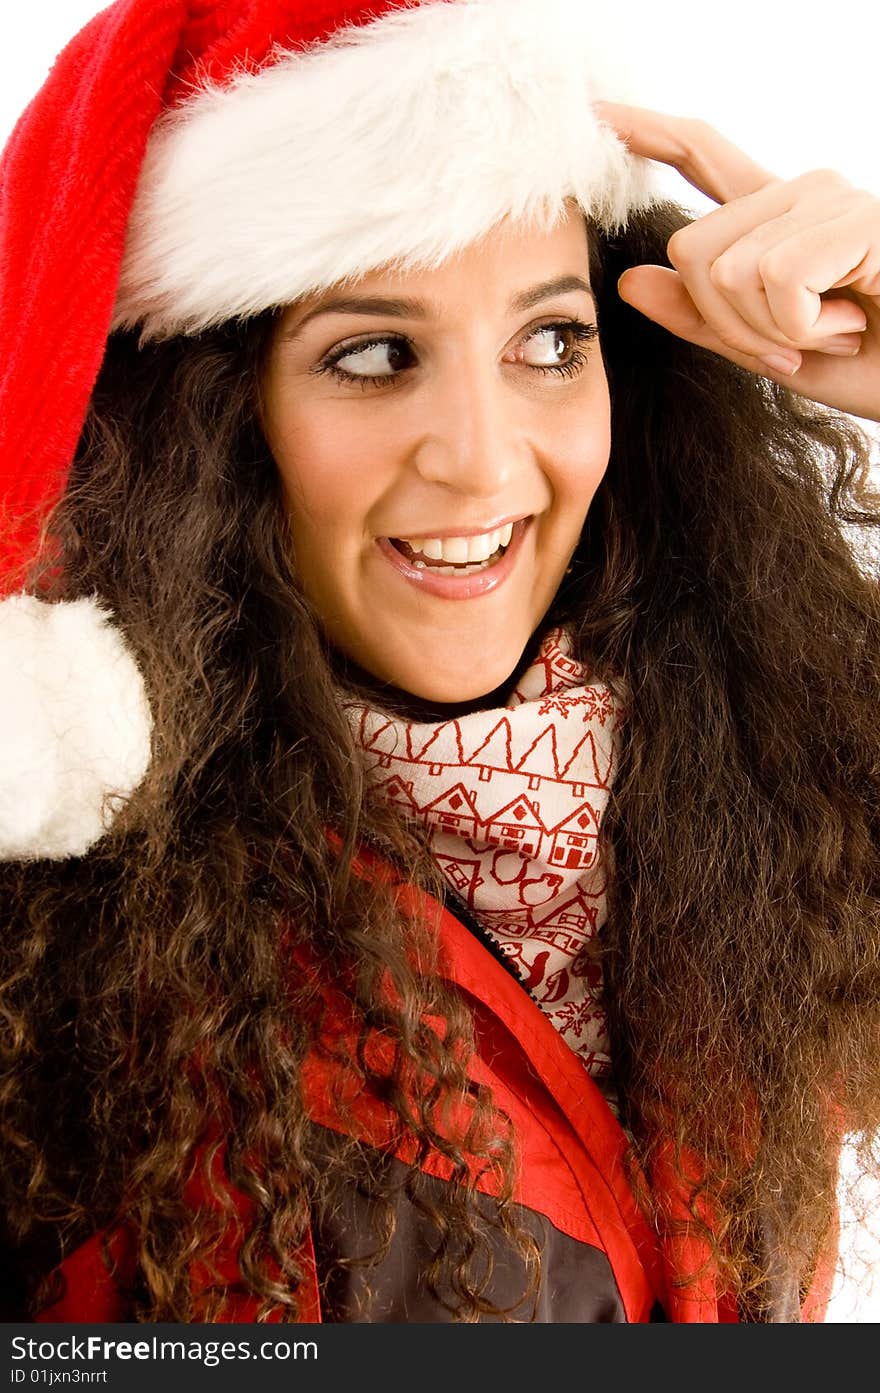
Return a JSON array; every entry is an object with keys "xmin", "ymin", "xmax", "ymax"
[
  {"xmin": 331, "ymin": 337, "xmax": 414, "ymax": 378},
  {"xmin": 521, "ymin": 324, "xmax": 581, "ymax": 366},
  {"xmin": 512, "ymin": 320, "xmax": 598, "ymax": 379}
]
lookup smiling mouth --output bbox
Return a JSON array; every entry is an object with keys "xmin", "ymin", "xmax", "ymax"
[{"xmin": 388, "ymin": 521, "xmax": 515, "ymax": 575}]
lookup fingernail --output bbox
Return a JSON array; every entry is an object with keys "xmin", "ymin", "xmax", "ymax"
[
  {"xmin": 762, "ymin": 352, "xmax": 801, "ymax": 375},
  {"xmin": 813, "ymin": 335, "xmax": 862, "ymax": 355}
]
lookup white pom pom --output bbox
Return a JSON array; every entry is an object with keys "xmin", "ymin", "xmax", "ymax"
[{"xmin": 0, "ymin": 595, "xmax": 153, "ymax": 860}]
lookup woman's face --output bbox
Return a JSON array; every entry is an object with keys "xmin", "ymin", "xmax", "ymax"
[{"xmin": 261, "ymin": 204, "xmax": 610, "ymax": 705}]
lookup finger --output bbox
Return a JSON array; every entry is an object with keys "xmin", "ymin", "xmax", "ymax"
[
  {"xmin": 616, "ymin": 264, "xmax": 796, "ymax": 366},
  {"xmin": 708, "ymin": 215, "xmax": 870, "ymax": 346},
  {"xmin": 658, "ymin": 175, "xmax": 868, "ymax": 355},
  {"xmin": 617, "ymin": 266, "xmax": 845, "ymax": 377},
  {"xmin": 618, "ymin": 264, "xmax": 803, "ymax": 372},
  {"xmin": 661, "ymin": 197, "xmax": 873, "ymax": 363},
  {"xmin": 618, "ymin": 265, "xmax": 704, "ymax": 337},
  {"xmin": 593, "ymin": 100, "xmax": 776, "ymax": 204},
  {"xmin": 620, "ymin": 268, "xmax": 880, "ymax": 418},
  {"xmin": 757, "ymin": 206, "xmax": 880, "ymax": 339},
  {"xmin": 631, "ymin": 247, "xmax": 863, "ymax": 371},
  {"xmin": 662, "ymin": 222, "xmax": 808, "ymax": 365}
]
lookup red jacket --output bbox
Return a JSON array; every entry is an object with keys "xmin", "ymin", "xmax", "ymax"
[{"xmin": 37, "ymin": 886, "xmax": 829, "ymax": 1323}]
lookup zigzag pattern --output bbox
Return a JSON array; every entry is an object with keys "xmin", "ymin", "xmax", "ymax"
[{"xmin": 348, "ymin": 628, "xmax": 626, "ymax": 1086}]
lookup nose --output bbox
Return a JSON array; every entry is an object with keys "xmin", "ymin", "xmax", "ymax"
[{"xmin": 410, "ymin": 359, "xmax": 527, "ymax": 497}]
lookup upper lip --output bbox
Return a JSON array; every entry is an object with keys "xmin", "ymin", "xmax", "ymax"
[{"xmin": 382, "ymin": 513, "xmax": 532, "ymax": 539}]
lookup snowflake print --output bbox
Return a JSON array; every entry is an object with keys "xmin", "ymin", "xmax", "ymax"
[
  {"xmin": 551, "ymin": 996, "xmax": 603, "ymax": 1040},
  {"xmin": 537, "ymin": 689, "xmax": 616, "ymax": 724}
]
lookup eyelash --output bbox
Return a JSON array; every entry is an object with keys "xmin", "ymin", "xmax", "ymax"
[{"xmin": 313, "ymin": 319, "xmax": 599, "ymax": 391}]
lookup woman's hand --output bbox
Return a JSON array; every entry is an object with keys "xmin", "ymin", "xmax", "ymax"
[{"xmin": 595, "ymin": 102, "xmax": 880, "ymax": 421}]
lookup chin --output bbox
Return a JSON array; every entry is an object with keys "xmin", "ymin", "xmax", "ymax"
[
  {"xmin": 378, "ymin": 653, "xmax": 530, "ymax": 717},
  {"xmin": 407, "ymin": 628, "xmax": 535, "ymax": 697},
  {"xmin": 335, "ymin": 629, "xmax": 540, "ymax": 716}
]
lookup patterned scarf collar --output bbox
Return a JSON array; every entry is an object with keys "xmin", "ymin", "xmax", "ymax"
[{"xmin": 344, "ymin": 628, "xmax": 626, "ymax": 1088}]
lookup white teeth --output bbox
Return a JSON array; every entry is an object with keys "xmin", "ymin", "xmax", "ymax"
[
  {"xmin": 467, "ymin": 531, "xmax": 496, "ymax": 563},
  {"xmin": 396, "ymin": 522, "xmax": 517, "ymax": 564},
  {"xmin": 442, "ymin": 536, "xmax": 469, "ymax": 564}
]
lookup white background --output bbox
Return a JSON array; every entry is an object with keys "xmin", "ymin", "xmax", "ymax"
[{"xmin": 2, "ymin": 0, "xmax": 880, "ymax": 1322}]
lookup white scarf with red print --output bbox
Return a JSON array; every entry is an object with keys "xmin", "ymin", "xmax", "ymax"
[{"xmin": 345, "ymin": 628, "xmax": 626, "ymax": 1087}]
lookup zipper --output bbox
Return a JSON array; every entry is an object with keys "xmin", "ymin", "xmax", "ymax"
[{"xmin": 440, "ymin": 886, "xmax": 541, "ymax": 1004}]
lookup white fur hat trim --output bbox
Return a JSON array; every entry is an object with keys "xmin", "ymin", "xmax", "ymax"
[
  {"xmin": 0, "ymin": 596, "xmax": 152, "ymax": 860},
  {"xmin": 113, "ymin": 0, "xmax": 658, "ymax": 340}
]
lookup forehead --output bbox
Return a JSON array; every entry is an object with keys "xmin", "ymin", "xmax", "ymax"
[{"xmin": 280, "ymin": 206, "xmax": 593, "ymax": 332}]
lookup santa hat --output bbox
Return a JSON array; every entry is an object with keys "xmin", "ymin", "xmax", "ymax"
[{"xmin": 0, "ymin": 0, "xmax": 657, "ymax": 860}]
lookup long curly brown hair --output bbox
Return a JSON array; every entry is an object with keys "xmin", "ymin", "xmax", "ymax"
[{"xmin": 1, "ymin": 201, "xmax": 879, "ymax": 1322}]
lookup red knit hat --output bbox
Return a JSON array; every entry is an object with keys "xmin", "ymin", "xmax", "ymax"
[{"xmin": 0, "ymin": 0, "xmax": 656, "ymax": 860}]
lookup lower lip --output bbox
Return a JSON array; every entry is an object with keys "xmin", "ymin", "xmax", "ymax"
[{"xmin": 376, "ymin": 519, "xmax": 531, "ymax": 600}]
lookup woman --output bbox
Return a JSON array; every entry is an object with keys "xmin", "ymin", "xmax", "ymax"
[{"xmin": 0, "ymin": 0, "xmax": 878, "ymax": 1323}]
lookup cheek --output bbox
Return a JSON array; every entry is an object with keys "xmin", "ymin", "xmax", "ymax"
[
  {"xmin": 549, "ymin": 383, "xmax": 612, "ymax": 509},
  {"xmin": 272, "ymin": 417, "xmax": 335, "ymax": 513},
  {"xmin": 267, "ymin": 403, "xmax": 380, "ymax": 541}
]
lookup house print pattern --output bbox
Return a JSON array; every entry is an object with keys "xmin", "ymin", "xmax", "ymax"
[{"xmin": 346, "ymin": 628, "xmax": 626, "ymax": 1084}]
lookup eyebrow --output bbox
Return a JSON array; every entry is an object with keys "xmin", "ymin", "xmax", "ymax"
[{"xmin": 280, "ymin": 274, "xmax": 594, "ymax": 341}]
